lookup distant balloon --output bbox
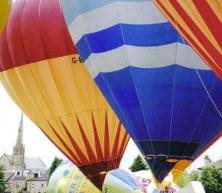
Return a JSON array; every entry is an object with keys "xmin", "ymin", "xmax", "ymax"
[
  {"xmin": 61, "ymin": 0, "xmax": 222, "ymax": 183},
  {"xmin": 0, "ymin": 0, "xmax": 129, "ymax": 189},
  {"xmin": 103, "ymin": 169, "xmax": 146, "ymax": 193},
  {"xmin": 47, "ymin": 161, "xmax": 101, "ymax": 193},
  {"xmin": 154, "ymin": 0, "xmax": 222, "ymax": 79},
  {"xmin": 0, "ymin": 0, "xmax": 10, "ymax": 34}
]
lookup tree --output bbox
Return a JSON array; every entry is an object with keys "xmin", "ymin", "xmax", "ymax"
[
  {"xmin": 200, "ymin": 167, "xmax": 222, "ymax": 193},
  {"xmin": 129, "ymin": 155, "xmax": 148, "ymax": 172},
  {"xmin": 48, "ymin": 157, "xmax": 63, "ymax": 179},
  {"xmin": 0, "ymin": 165, "xmax": 6, "ymax": 193}
]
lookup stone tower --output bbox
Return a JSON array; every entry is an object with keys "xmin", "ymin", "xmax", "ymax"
[{"xmin": 12, "ymin": 114, "xmax": 25, "ymax": 170}]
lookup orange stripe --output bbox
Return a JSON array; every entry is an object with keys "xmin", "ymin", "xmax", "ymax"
[
  {"xmin": 111, "ymin": 121, "xmax": 122, "ymax": 157},
  {"xmin": 118, "ymin": 130, "xmax": 130, "ymax": 156},
  {"xmin": 59, "ymin": 119, "xmax": 88, "ymax": 163},
  {"xmin": 92, "ymin": 112, "xmax": 103, "ymax": 160},
  {"xmin": 37, "ymin": 123, "xmax": 80, "ymax": 164},
  {"xmin": 76, "ymin": 115, "xmax": 97, "ymax": 162},
  {"xmin": 155, "ymin": 0, "xmax": 222, "ymax": 78},
  {"xmin": 170, "ymin": 0, "xmax": 222, "ymax": 67},
  {"xmin": 47, "ymin": 122, "xmax": 81, "ymax": 164},
  {"xmin": 192, "ymin": 0, "xmax": 222, "ymax": 46}
]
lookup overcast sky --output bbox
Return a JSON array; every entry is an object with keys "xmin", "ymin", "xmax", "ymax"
[{"xmin": 0, "ymin": 83, "xmax": 221, "ymax": 171}]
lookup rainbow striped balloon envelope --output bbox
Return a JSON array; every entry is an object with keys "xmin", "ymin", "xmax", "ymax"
[{"xmin": 61, "ymin": 0, "xmax": 222, "ymax": 182}]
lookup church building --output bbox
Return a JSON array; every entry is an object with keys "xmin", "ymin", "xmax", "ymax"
[{"xmin": 0, "ymin": 114, "xmax": 48, "ymax": 193}]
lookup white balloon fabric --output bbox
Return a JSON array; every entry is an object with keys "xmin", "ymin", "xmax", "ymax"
[
  {"xmin": 47, "ymin": 161, "xmax": 101, "ymax": 193},
  {"xmin": 134, "ymin": 170, "xmax": 179, "ymax": 193},
  {"xmin": 103, "ymin": 169, "xmax": 146, "ymax": 193}
]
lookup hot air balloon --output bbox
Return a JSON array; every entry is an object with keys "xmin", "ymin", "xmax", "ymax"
[
  {"xmin": 0, "ymin": 0, "xmax": 10, "ymax": 34},
  {"xmin": 47, "ymin": 161, "xmax": 101, "ymax": 193},
  {"xmin": 154, "ymin": 0, "xmax": 222, "ymax": 79},
  {"xmin": 0, "ymin": 0, "xmax": 129, "ymax": 189},
  {"xmin": 61, "ymin": 0, "xmax": 222, "ymax": 183}
]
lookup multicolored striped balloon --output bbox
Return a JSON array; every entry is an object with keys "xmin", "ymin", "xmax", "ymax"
[
  {"xmin": 61, "ymin": 0, "xmax": 222, "ymax": 183},
  {"xmin": 0, "ymin": 0, "xmax": 129, "ymax": 189},
  {"xmin": 154, "ymin": 0, "xmax": 222, "ymax": 79}
]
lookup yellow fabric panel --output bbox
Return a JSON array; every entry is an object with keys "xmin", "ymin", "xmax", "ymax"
[
  {"xmin": 171, "ymin": 160, "xmax": 191, "ymax": 180},
  {"xmin": 208, "ymin": 0, "xmax": 222, "ymax": 23},
  {"xmin": 0, "ymin": 0, "xmax": 10, "ymax": 34},
  {"xmin": 154, "ymin": 0, "xmax": 216, "ymax": 66},
  {"xmin": 178, "ymin": 0, "xmax": 222, "ymax": 54},
  {"xmin": 91, "ymin": 109, "xmax": 106, "ymax": 156},
  {"xmin": 0, "ymin": 54, "xmax": 127, "ymax": 166}
]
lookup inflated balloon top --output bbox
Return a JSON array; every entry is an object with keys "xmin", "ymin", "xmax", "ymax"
[
  {"xmin": 47, "ymin": 161, "xmax": 101, "ymax": 193},
  {"xmin": 154, "ymin": 0, "xmax": 222, "ymax": 79},
  {"xmin": 61, "ymin": 0, "xmax": 222, "ymax": 182},
  {"xmin": 0, "ymin": 0, "xmax": 129, "ymax": 189},
  {"xmin": 0, "ymin": 0, "xmax": 10, "ymax": 34}
]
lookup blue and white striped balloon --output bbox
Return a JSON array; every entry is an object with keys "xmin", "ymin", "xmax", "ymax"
[{"xmin": 61, "ymin": 0, "xmax": 222, "ymax": 182}]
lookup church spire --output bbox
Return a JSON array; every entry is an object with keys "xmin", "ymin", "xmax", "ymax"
[
  {"xmin": 12, "ymin": 113, "xmax": 25, "ymax": 169},
  {"xmin": 16, "ymin": 113, "xmax": 23, "ymax": 147}
]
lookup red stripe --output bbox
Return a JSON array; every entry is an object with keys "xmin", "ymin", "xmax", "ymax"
[
  {"xmin": 111, "ymin": 121, "xmax": 122, "ymax": 157},
  {"xmin": 118, "ymin": 131, "xmax": 130, "ymax": 156},
  {"xmin": 46, "ymin": 123, "xmax": 81, "ymax": 164},
  {"xmin": 59, "ymin": 119, "xmax": 88, "ymax": 163},
  {"xmin": 104, "ymin": 111, "xmax": 110, "ymax": 158},
  {"xmin": 0, "ymin": 0, "xmax": 76, "ymax": 71},
  {"xmin": 170, "ymin": 0, "xmax": 222, "ymax": 75},
  {"xmin": 91, "ymin": 112, "xmax": 104, "ymax": 160},
  {"xmin": 75, "ymin": 115, "xmax": 97, "ymax": 162},
  {"xmin": 155, "ymin": 0, "xmax": 222, "ymax": 79},
  {"xmin": 37, "ymin": 123, "xmax": 80, "ymax": 165},
  {"xmin": 193, "ymin": 0, "xmax": 222, "ymax": 46}
]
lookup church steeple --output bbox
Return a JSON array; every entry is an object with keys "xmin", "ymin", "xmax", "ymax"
[
  {"xmin": 16, "ymin": 113, "xmax": 23, "ymax": 147},
  {"xmin": 12, "ymin": 113, "xmax": 25, "ymax": 170}
]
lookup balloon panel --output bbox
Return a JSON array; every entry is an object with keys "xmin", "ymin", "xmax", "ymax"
[
  {"xmin": 61, "ymin": 0, "xmax": 222, "ymax": 182},
  {"xmin": 103, "ymin": 169, "xmax": 145, "ymax": 193},
  {"xmin": 47, "ymin": 161, "xmax": 101, "ymax": 193},
  {"xmin": 0, "ymin": 0, "xmax": 10, "ymax": 34},
  {"xmin": 0, "ymin": 0, "xmax": 129, "ymax": 188},
  {"xmin": 154, "ymin": 0, "xmax": 222, "ymax": 79}
]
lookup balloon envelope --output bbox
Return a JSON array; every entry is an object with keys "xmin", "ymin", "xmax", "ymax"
[
  {"xmin": 103, "ymin": 169, "xmax": 146, "ymax": 193},
  {"xmin": 47, "ymin": 161, "xmax": 101, "ymax": 193},
  {"xmin": 154, "ymin": 0, "xmax": 222, "ymax": 79},
  {"xmin": 61, "ymin": 0, "xmax": 222, "ymax": 182},
  {"xmin": 0, "ymin": 0, "xmax": 10, "ymax": 34},
  {"xmin": 0, "ymin": 0, "xmax": 129, "ymax": 189}
]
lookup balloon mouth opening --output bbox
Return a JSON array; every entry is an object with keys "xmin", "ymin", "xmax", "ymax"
[{"xmin": 78, "ymin": 157, "xmax": 122, "ymax": 190}]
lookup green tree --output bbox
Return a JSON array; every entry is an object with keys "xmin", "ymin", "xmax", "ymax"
[
  {"xmin": 200, "ymin": 167, "xmax": 222, "ymax": 193},
  {"xmin": 129, "ymin": 155, "xmax": 148, "ymax": 172},
  {"xmin": 48, "ymin": 157, "xmax": 63, "ymax": 179},
  {"xmin": 0, "ymin": 165, "xmax": 6, "ymax": 193}
]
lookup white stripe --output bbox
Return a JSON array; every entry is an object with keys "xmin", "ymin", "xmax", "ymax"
[
  {"xmin": 68, "ymin": 1, "xmax": 166, "ymax": 43},
  {"xmin": 84, "ymin": 44, "xmax": 210, "ymax": 78}
]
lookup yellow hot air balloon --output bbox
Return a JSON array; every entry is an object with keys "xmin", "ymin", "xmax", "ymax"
[
  {"xmin": 47, "ymin": 161, "xmax": 101, "ymax": 193},
  {"xmin": 0, "ymin": 0, "xmax": 10, "ymax": 34},
  {"xmin": 0, "ymin": 0, "xmax": 129, "ymax": 189}
]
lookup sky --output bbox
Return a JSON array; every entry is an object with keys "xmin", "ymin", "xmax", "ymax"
[{"xmin": 0, "ymin": 82, "xmax": 221, "ymax": 171}]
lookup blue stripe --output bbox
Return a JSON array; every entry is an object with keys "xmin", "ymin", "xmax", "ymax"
[
  {"xmin": 77, "ymin": 23, "xmax": 186, "ymax": 61},
  {"xmin": 95, "ymin": 65, "xmax": 222, "ymax": 145},
  {"xmin": 61, "ymin": 0, "xmax": 147, "ymax": 25}
]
